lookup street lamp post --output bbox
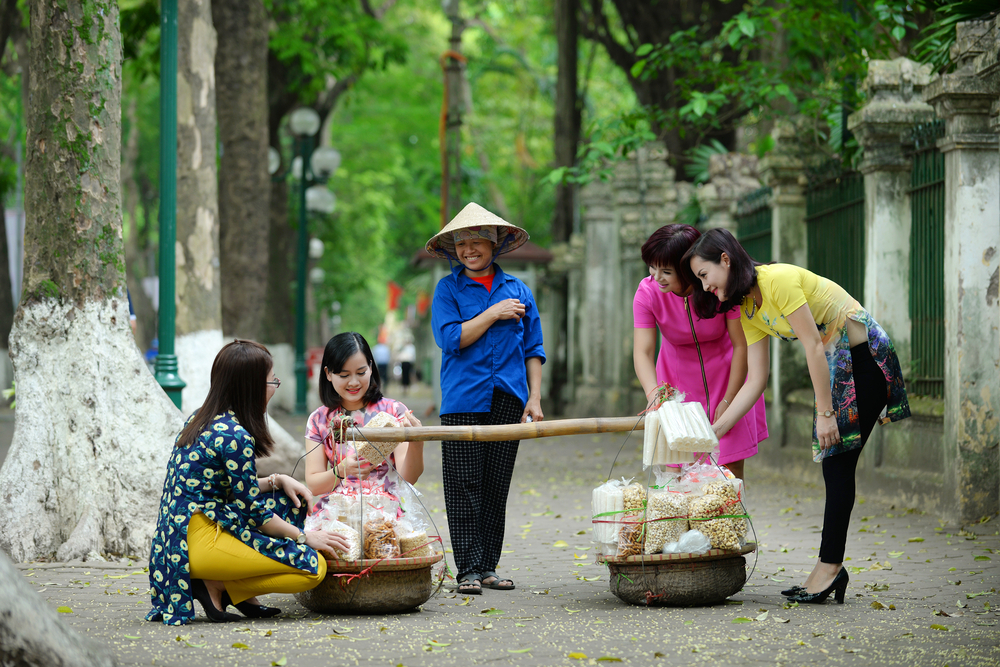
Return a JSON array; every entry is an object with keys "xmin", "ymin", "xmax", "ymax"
[
  {"xmin": 277, "ymin": 108, "xmax": 339, "ymax": 414},
  {"xmin": 155, "ymin": 0, "xmax": 186, "ymax": 408}
]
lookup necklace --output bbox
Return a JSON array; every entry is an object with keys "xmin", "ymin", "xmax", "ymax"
[{"xmin": 743, "ymin": 292, "xmax": 758, "ymax": 319}]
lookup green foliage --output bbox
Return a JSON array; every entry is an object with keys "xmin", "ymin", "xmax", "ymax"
[
  {"xmin": 685, "ymin": 139, "xmax": 728, "ymax": 185},
  {"xmin": 267, "ymin": 0, "xmax": 407, "ymax": 100},
  {"xmin": 910, "ymin": 1, "xmax": 999, "ymax": 72}
]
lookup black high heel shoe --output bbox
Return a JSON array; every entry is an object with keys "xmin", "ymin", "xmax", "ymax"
[
  {"xmin": 781, "ymin": 585, "xmax": 805, "ymax": 596},
  {"xmin": 190, "ymin": 578, "xmax": 241, "ymax": 622},
  {"xmin": 788, "ymin": 568, "xmax": 849, "ymax": 604},
  {"xmin": 221, "ymin": 591, "xmax": 282, "ymax": 619}
]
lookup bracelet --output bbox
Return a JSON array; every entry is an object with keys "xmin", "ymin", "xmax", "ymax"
[
  {"xmin": 333, "ymin": 464, "xmax": 342, "ymax": 481},
  {"xmin": 721, "ymin": 398, "xmax": 730, "ymax": 406},
  {"xmin": 267, "ymin": 473, "xmax": 277, "ymax": 491}
]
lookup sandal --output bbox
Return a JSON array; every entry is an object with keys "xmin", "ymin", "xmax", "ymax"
[
  {"xmin": 457, "ymin": 573, "xmax": 482, "ymax": 595},
  {"xmin": 482, "ymin": 570, "xmax": 515, "ymax": 590}
]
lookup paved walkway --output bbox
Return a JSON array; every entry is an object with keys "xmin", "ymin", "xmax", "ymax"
[{"xmin": 10, "ymin": 391, "xmax": 1000, "ymax": 666}]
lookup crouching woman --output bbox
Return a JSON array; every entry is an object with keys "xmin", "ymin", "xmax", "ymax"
[{"xmin": 146, "ymin": 340, "xmax": 348, "ymax": 625}]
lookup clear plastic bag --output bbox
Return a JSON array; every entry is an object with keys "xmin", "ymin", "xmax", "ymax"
[
  {"xmin": 644, "ymin": 491, "xmax": 690, "ymax": 554},
  {"xmin": 362, "ymin": 509, "xmax": 400, "ymax": 559},
  {"xmin": 663, "ymin": 529, "xmax": 712, "ymax": 555},
  {"xmin": 592, "ymin": 478, "xmax": 626, "ymax": 556}
]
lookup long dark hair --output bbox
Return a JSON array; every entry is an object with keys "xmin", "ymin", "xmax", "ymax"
[
  {"xmin": 641, "ymin": 224, "xmax": 701, "ymax": 290},
  {"xmin": 682, "ymin": 227, "xmax": 761, "ymax": 320},
  {"xmin": 318, "ymin": 332, "xmax": 383, "ymax": 410},
  {"xmin": 177, "ymin": 340, "xmax": 274, "ymax": 457}
]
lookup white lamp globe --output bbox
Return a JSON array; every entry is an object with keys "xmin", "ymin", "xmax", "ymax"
[
  {"xmin": 289, "ymin": 107, "xmax": 321, "ymax": 137},
  {"xmin": 309, "ymin": 267, "xmax": 326, "ymax": 284},
  {"xmin": 305, "ymin": 185, "xmax": 336, "ymax": 215},
  {"xmin": 310, "ymin": 147, "xmax": 342, "ymax": 179},
  {"xmin": 268, "ymin": 147, "xmax": 281, "ymax": 175},
  {"xmin": 309, "ymin": 237, "xmax": 325, "ymax": 259},
  {"xmin": 291, "ymin": 156, "xmax": 303, "ymax": 180}
]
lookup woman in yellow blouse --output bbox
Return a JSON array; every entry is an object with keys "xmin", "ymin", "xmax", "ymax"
[{"xmin": 683, "ymin": 228, "xmax": 910, "ymax": 605}]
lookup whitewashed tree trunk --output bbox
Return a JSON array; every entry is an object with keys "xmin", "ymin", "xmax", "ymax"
[
  {"xmin": 0, "ymin": 551, "xmax": 114, "ymax": 666},
  {"xmin": 0, "ymin": 0, "xmax": 184, "ymax": 563}
]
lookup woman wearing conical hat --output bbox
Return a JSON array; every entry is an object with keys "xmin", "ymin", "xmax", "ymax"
[{"xmin": 427, "ymin": 203, "xmax": 545, "ymax": 595}]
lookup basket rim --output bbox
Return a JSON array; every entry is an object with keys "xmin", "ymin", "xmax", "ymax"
[
  {"xmin": 326, "ymin": 551, "xmax": 444, "ymax": 573},
  {"xmin": 599, "ymin": 542, "xmax": 756, "ymax": 565}
]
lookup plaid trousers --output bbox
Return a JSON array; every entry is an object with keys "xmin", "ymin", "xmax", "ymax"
[{"xmin": 441, "ymin": 388, "xmax": 522, "ymax": 580}]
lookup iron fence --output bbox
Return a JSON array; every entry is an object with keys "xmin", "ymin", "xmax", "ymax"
[
  {"xmin": 735, "ymin": 186, "xmax": 772, "ymax": 263},
  {"xmin": 805, "ymin": 162, "xmax": 866, "ymax": 303},
  {"xmin": 907, "ymin": 119, "xmax": 945, "ymax": 397}
]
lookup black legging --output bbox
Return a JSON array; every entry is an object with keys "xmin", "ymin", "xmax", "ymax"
[{"xmin": 819, "ymin": 343, "xmax": 888, "ymax": 563}]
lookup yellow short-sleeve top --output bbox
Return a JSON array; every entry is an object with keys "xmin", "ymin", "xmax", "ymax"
[{"xmin": 740, "ymin": 264, "xmax": 861, "ymax": 346}]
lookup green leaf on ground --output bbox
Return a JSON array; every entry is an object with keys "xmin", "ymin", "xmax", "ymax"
[
  {"xmin": 271, "ymin": 659, "xmax": 287, "ymax": 667},
  {"xmin": 56, "ymin": 606, "xmax": 73, "ymax": 614},
  {"xmin": 732, "ymin": 617, "xmax": 753, "ymax": 623},
  {"xmin": 929, "ymin": 624, "xmax": 949, "ymax": 631},
  {"xmin": 597, "ymin": 657, "xmax": 623, "ymax": 662},
  {"xmin": 508, "ymin": 648, "xmax": 532, "ymax": 653},
  {"xmin": 908, "ymin": 537, "xmax": 924, "ymax": 543},
  {"xmin": 568, "ymin": 653, "xmax": 587, "ymax": 660},
  {"xmin": 231, "ymin": 643, "xmax": 249, "ymax": 649}
]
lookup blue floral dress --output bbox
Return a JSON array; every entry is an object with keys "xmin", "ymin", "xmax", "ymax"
[{"xmin": 146, "ymin": 411, "xmax": 319, "ymax": 625}]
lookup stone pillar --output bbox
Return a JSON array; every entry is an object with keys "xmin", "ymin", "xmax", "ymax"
[
  {"xmin": 925, "ymin": 20, "xmax": 1000, "ymax": 522},
  {"xmin": 696, "ymin": 153, "xmax": 762, "ymax": 233},
  {"xmin": 848, "ymin": 58, "xmax": 935, "ymax": 368},
  {"xmin": 758, "ymin": 123, "xmax": 814, "ymax": 445}
]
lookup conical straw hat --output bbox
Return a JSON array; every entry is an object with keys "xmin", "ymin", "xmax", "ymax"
[{"xmin": 424, "ymin": 202, "xmax": 529, "ymax": 260}]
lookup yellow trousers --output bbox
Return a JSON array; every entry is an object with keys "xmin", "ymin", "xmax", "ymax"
[{"xmin": 187, "ymin": 512, "xmax": 327, "ymax": 604}]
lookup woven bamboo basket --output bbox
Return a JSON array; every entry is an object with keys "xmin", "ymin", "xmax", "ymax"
[
  {"xmin": 295, "ymin": 553, "xmax": 444, "ymax": 615},
  {"xmin": 600, "ymin": 543, "xmax": 756, "ymax": 607}
]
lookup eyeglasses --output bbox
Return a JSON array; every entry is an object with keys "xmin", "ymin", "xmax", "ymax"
[{"xmin": 266, "ymin": 377, "xmax": 281, "ymax": 388}]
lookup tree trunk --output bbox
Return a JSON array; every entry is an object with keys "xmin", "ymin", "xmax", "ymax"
[
  {"xmin": 176, "ymin": 0, "xmax": 223, "ymax": 411},
  {"xmin": 0, "ymin": 0, "xmax": 184, "ymax": 562},
  {"xmin": 213, "ymin": 0, "xmax": 269, "ymax": 340},
  {"xmin": 553, "ymin": 0, "xmax": 579, "ymax": 245},
  {"xmin": 0, "ymin": 551, "xmax": 114, "ymax": 666},
  {"xmin": 122, "ymin": 97, "xmax": 156, "ymax": 350}
]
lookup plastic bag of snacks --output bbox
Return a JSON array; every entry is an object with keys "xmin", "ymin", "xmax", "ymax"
[
  {"xmin": 644, "ymin": 491, "xmax": 690, "ymax": 554},
  {"xmin": 393, "ymin": 519, "xmax": 433, "ymax": 559},
  {"xmin": 362, "ymin": 509, "xmax": 401, "ymax": 560},
  {"xmin": 591, "ymin": 478, "xmax": 627, "ymax": 556},
  {"xmin": 304, "ymin": 505, "xmax": 363, "ymax": 561},
  {"xmin": 688, "ymin": 493, "xmax": 740, "ymax": 550},
  {"xmin": 656, "ymin": 401, "xmax": 719, "ymax": 454},
  {"xmin": 702, "ymin": 479, "xmax": 748, "ymax": 539},
  {"xmin": 617, "ymin": 483, "xmax": 647, "ymax": 557},
  {"xmin": 353, "ymin": 411, "xmax": 403, "ymax": 466}
]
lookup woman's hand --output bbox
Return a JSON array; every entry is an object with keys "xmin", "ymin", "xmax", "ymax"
[
  {"xmin": 337, "ymin": 455, "xmax": 372, "ymax": 480},
  {"xmin": 817, "ymin": 414, "xmax": 841, "ymax": 452},
  {"xmin": 712, "ymin": 417, "xmax": 734, "ymax": 439},
  {"xmin": 521, "ymin": 396, "xmax": 543, "ymax": 423},
  {"xmin": 304, "ymin": 529, "xmax": 351, "ymax": 555},
  {"xmin": 486, "ymin": 298, "xmax": 526, "ymax": 322},
  {"xmin": 274, "ymin": 474, "xmax": 313, "ymax": 509},
  {"xmin": 400, "ymin": 410, "xmax": 422, "ymax": 428}
]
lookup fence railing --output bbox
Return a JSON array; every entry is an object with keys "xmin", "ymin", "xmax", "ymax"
[
  {"xmin": 907, "ymin": 119, "xmax": 946, "ymax": 397},
  {"xmin": 735, "ymin": 186, "xmax": 772, "ymax": 263},
  {"xmin": 805, "ymin": 163, "xmax": 866, "ymax": 303}
]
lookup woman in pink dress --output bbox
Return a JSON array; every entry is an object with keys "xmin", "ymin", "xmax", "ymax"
[{"xmin": 632, "ymin": 224, "xmax": 767, "ymax": 479}]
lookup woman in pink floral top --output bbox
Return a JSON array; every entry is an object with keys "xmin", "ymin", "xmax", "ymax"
[{"xmin": 304, "ymin": 333, "xmax": 424, "ymax": 507}]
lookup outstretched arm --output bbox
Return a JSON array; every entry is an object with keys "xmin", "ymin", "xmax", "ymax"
[{"xmin": 712, "ymin": 338, "xmax": 769, "ymax": 438}]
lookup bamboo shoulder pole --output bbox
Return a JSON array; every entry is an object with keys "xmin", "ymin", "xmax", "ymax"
[{"xmin": 354, "ymin": 416, "xmax": 645, "ymax": 443}]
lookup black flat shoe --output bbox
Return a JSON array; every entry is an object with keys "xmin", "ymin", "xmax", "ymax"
[
  {"xmin": 788, "ymin": 568, "xmax": 849, "ymax": 605},
  {"xmin": 221, "ymin": 591, "xmax": 282, "ymax": 619},
  {"xmin": 781, "ymin": 585, "xmax": 805, "ymax": 596},
  {"xmin": 190, "ymin": 578, "xmax": 241, "ymax": 622}
]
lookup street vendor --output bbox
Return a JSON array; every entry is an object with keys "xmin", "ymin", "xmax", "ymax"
[
  {"xmin": 427, "ymin": 202, "xmax": 545, "ymax": 595},
  {"xmin": 685, "ymin": 228, "xmax": 910, "ymax": 605},
  {"xmin": 304, "ymin": 331, "xmax": 424, "ymax": 518}
]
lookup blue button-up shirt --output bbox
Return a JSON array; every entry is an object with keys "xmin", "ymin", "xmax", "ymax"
[{"xmin": 432, "ymin": 264, "xmax": 546, "ymax": 415}]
